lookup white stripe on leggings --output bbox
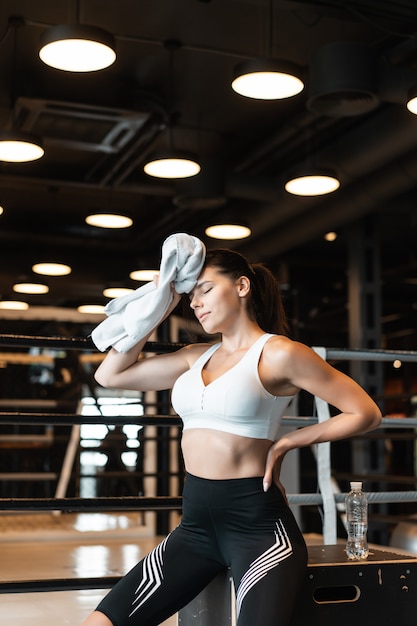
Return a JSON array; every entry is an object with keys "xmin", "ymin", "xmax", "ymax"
[
  {"xmin": 129, "ymin": 534, "xmax": 170, "ymax": 616},
  {"xmin": 236, "ymin": 519, "xmax": 293, "ymax": 617}
]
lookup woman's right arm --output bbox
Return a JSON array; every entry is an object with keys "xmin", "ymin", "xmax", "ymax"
[
  {"xmin": 94, "ymin": 336, "xmax": 195, "ymax": 392},
  {"xmin": 94, "ymin": 286, "xmax": 192, "ymax": 392}
]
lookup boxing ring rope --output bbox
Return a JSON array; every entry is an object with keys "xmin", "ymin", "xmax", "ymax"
[{"xmin": 1, "ymin": 333, "xmax": 417, "ymax": 595}]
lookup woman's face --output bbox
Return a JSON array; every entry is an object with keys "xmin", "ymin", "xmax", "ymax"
[{"xmin": 189, "ymin": 265, "xmax": 248, "ymax": 334}]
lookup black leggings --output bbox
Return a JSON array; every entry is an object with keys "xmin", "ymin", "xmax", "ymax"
[{"xmin": 96, "ymin": 473, "xmax": 308, "ymax": 626}]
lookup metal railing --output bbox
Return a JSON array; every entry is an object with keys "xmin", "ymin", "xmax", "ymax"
[{"xmin": 1, "ymin": 333, "xmax": 417, "ymax": 592}]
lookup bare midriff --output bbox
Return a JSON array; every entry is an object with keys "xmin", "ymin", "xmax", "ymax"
[{"xmin": 181, "ymin": 429, "xmax": 272, "ymax": 479}]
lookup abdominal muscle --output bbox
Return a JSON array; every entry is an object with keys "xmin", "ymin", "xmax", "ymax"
[{"xmin": 181, "ymin": 428, "xmax": 273, "ymax": 479}]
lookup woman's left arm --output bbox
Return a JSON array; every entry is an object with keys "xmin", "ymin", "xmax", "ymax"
[{"xmin": 263, "ymin": 338, "xmax": 382, "ymax": 491}]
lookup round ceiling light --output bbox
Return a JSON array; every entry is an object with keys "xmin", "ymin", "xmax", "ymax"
[
  {"xmin": 285, "ymin": 173, "xmax": 340, "ymax": 196},
  {"xmin": 205, "ymin": 224, "xmax": 251, "ymax": 240},
  {"xmin": 407, "ymin": 97, "xmax": 417, "ymax": 114},
  {"xmin": 130, "ymin": 269, "xmax": 159, "ymax": 282},
  {"xmin": 0, "ymin": 131, "xmax": 44, "ymax": 162},
  {"xmin": 86, "ymin": 214, "xmax": 133, "ymax": 228},
  {"xmin": 13, "ymin": 282, "xmax": 49, "ymax": 294},
  {"xmin": 406, "ymin": 87, "xmax": 417, "ymax": 114},
  {"xmin": 103, "ymin": 287, "xmax": 135, "ymax": 299},
  {"xmin": 39, "ymin": 24, "xmax": 116, "ymax": 72},
  {"xmin": 144, "ymin": 151, "xmax": 201, "ymax": 179},
  {"xmin": 32, "ymin": 262, "xmax": 72, "ymax": 276},
  {"xmin": 0, "ymin": 300, "xmax": 29, "ymax": 310},
  {"xmin": 232, "ymin": 59, "xmax": 304, "ymax": 100},
  {"xmin": 77, "ymin": 304, "xmax": 106, "ymax": 314},
  {"xmin": 307, "ymin": 42, "xmax": 380, "ymax": 117}
]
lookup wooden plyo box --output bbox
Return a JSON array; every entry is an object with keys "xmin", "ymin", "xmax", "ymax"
[
  {"xmin": 179, "ymin": 545, "xmax": 417, "ymax": 625},
  {"xmin": 292, "ymin": 545, "xmax": 417, "ymax": 626}
]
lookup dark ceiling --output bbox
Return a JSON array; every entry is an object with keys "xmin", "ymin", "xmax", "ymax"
[{"xmin": 1, "ymin": 0, "xmax": 417, "ymax": 351}]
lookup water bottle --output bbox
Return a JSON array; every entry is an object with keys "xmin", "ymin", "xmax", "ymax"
[{"xmin": 345, "ymin": 481, "xmax": 369, "ymax": 560}]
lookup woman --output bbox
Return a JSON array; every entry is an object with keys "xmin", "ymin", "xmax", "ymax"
[{"xmin": 83, "ymin": 248, "xmax": 382, "ymax": 626}]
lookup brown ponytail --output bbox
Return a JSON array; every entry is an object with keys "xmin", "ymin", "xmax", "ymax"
[{"xmin": 249, "ymin": 263, "xmax": 288, "ymax": 335}]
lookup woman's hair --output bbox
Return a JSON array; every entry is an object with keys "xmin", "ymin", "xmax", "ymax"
[{"xmin": 203, "ymin": 249, "xmax": 289, "ymax": 335}]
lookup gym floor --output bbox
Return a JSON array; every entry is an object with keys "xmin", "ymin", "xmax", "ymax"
[{"xmin": 0, "ymin": 512, "xmax": 176, "ymax": 626}]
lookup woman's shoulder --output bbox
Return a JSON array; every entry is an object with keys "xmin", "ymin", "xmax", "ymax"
[
  {"xmin": 264, "ymin": 335, "xmax": 339, "ymax": 386},
  {"xmin": 179, "ymin": 341, "xmax": 218, "ymax": 366},
  {"xmin": 259, "ymin": 335, "xmax": 305, "ymax": 394},
  {"xmin": 261, "ymin": 335, "xmax": 330, "ymax": 395},
  {"xmin": 263, "ymin": 335, "xmax": 319, "ymax": 367},
  {"xmin": 265, "ymin": 334, "xmax": 301, "ymax": 353}
]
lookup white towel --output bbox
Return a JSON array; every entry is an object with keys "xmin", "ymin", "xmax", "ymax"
[{"xmin": 91, "ymin": 233, "xmax": 206, "ymax": 352}]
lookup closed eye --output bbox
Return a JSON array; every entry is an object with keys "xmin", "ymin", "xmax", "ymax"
[{"xmin": 189, "ymin": 280, "xmax": 213, "ymax": 301}]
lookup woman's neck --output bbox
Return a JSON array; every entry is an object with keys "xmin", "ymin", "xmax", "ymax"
[{"xmin": 220, "ymin": 322, "xmax": 264, "ymax": 353}]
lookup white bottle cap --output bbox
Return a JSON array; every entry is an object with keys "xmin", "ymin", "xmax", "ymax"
[{"xmin": 350, "ymin": 481, "xmax": 362, "ymax": 490}]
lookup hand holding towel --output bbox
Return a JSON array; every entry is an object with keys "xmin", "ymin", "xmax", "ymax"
[{"xmin": 91, "ymin": 233, "xmax": 206, "ymax": 352}]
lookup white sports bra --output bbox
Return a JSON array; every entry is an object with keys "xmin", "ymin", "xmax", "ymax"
[{"xmin": 171, "ymin": 333, "xmax": 294, "ymax": 441}]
